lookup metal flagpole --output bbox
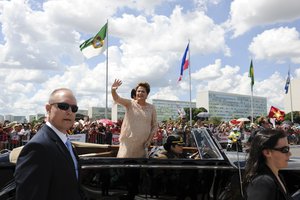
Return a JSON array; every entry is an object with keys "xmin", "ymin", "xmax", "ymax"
[
  {"xmin": 105, "ymin": 19, "xmax": 109, "ymax": 119},
  {"xmin": 289, "ymin": 66, "xmax": 294, "ymax": 122},
  {"xmin": 188, "ymin": 40, "xmax": 192, "ymax": 127},
  {"xmin": 250, "ymin": 60, "xmax": 254, "ymax": 124},
  {"xmin": 251, "ymin": 90, "xmax": 254, "ymax": 124}
]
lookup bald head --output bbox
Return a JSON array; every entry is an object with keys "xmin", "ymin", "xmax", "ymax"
[
  {"xmin": 46, "ymin": 88, "xmax": 77, "ymax": 133},
  {"xmin": 48, "ymin": 88, "xmax": 76, "ymax": 104}
]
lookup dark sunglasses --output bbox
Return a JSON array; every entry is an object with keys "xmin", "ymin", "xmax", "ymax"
[
  {"xmin": 271, "ymin": 146, "xmax": 290, "ymax": 154},
  {"xmin": 51, "ymin": 102, "xmax": 78, "ymax": 113}
]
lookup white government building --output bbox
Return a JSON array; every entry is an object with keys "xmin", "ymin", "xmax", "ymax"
[
  {"xmin": 196, "ymin": 91, "xmax": 267, "ymax": 121},
  {"xmin": 112, "ymin": 99, "xmax": 196, "ymax": 122}
]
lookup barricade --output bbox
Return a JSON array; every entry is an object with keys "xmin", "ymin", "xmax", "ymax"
[{"xmin": 0, "ymin": 132, "xmax": 120, "ymax": 151}]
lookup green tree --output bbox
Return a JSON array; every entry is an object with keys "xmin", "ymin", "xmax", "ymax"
[
  {"xmin": 209, "ymin": 117, "xmax": 222, "ymax": 126},
  {"xmin": 183, "ymin": 107, "xmax": 208, "ymax": 122},
  {"xmin": 285, "ymin": 111, "xmax": 300, "ymax": 123}
]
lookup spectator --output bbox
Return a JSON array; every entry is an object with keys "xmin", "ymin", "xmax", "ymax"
[
  {"xmin": 257, "ymin": 117, "xmax": 272, "ymax": 129},
  {"xmin": 130, "ymin": 88, "xmax": 136, "ymax": 99},
  {"xmin": 19, "ymin": 124, "xmax": 31, "ymax": 145},
  {"xmin": 9, "ymin": 124, "xmax": 22, "ymax": 149},
  {"xmin": 0, "ymin": 123, "xmax": 8, "ymax": 150},
  {"xmin": 97, "ymin": 122, "xmax": 106, "ymax": 144}
]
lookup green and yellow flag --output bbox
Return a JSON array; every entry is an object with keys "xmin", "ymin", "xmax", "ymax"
[
  {"xmin": 80, "ymin": 23, "xmax": 107, "ymax": 59},
  {"xmin": 248, "ymin": 60, "xmax": 254, "ymax": 91}
]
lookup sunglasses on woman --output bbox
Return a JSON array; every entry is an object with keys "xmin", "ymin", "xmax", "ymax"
[
  {"xmin": 271, "ymin": 146, "xmax": 290, "ymax": 154},
  {"xmin": 51, "ymin": 102, "xmax": 78, "ymax": 113}
]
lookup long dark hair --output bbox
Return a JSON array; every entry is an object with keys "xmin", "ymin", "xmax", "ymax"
[{"xmin": 244, "ymin": 129, "xmax": 287, "ymax": 185}]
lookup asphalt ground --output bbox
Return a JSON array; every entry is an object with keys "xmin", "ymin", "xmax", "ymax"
[{"xmin": 290, "ymin": 145, "xmax": 300, "ymax": 157}]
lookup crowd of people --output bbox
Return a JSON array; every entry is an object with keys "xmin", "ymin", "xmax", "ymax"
[{"xmin": 1, "ymin": 114, "xmax": 300, "ymax": 152}]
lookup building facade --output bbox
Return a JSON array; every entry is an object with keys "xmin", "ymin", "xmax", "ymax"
[
  {"xmin": 28, "ymin": 115, "xmax": 36, "ymax": 122},
  {"xmin": 4, "ymin": 115, "xmax": 14, "ymax": 122},
  {"xmin": 111, "ymin": 99, "xmax": 196, "ymax": 122},
  {"xmin": 151, "ymin": 99, "xmax": 196, "ymax": 122},
  {"xmin": 197, "ymin": 91, "xmax": 267, "ymax": 121},
  {"xmin": 88, "ymin": 107, "xmax": 111, "ymax": 120},
  {"xmin": 111, "ymin": 103, "xmax": 125, "ymax": 122}
]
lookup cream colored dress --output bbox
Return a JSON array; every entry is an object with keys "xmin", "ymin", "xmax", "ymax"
[{"xmin": 117, "ymin": 100, "xmax": 158, "ymax": 158}]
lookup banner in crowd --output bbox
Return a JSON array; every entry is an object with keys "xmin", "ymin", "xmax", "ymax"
[{"xmin": 69, "ymin": 134, "xmax": 86, "ymax": 143}]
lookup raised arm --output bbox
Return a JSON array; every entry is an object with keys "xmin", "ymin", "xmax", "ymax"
[{"xmin": 111, "ymin": 79, "xmax": 130, "ymax": 107}]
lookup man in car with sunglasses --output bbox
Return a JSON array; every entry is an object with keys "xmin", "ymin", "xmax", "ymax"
[{"xmin": 14, "ymin": 88, "xmax": 83, "ymax": 200}]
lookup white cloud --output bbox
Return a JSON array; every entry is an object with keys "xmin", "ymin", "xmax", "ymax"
[
  {"xmin": 150, "ymin": 86, "xmax": 180, "ymax": 101},
  {"xmin": 0, "ymin": 0, "xmax": 82, "ymax": 69},
  {"xmin": 112, "ymin": 6, "xmax": 229, "ymax": 55},
  {"xmin": 227, "ymin": 0, "xmax": 300, "ymax": 37},
  {"xmin": 192, "ymin": 59, "xmax": 222, "ymax": 80},
  {"xmin": 254, "ymin": 72, "xmax": 286, "ymax": 109},
  {"xmin": 3, "ymin": 69, "xmax": 46, "ymax": 83},
  {"xmin": 192, "ymin": 0, "xmax": 222, "ymax": 11},
  {"xmin": 206, "ymin": 65, "xmax": 244, "ymax": 93},
  {"xmin": 192, "ymin": 59, "xmax": 248, "ymax": 95},
  {"xmin": 0, "ymin": 0, "xmax": 297, "ymax": 118},
  {"xmin": 249, "ymin": 27, "xmax": 300, "ymax": 63}
]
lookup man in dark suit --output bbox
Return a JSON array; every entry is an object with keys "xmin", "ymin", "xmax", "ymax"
[{"xmin": 14, "ymin": 88, "xmax": 82, "ymax": 200}]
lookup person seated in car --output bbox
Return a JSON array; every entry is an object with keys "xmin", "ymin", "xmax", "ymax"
[
  {"xmin": 149, "ymin": 134, "xmax": 198, "ymax": 200},
  {"xmin": 150, "ymin": 134, "xmax": 187, "ymax": 159}
]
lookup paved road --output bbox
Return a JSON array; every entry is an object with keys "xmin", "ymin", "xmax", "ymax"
[{"xmin": 290, "ymin": 145, "xmax": 300, "ymax": 157}]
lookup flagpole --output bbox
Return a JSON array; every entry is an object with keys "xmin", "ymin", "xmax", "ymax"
[
  {"xmin": 188, "ymin": 40, "xmax": 192, "ymax": 127},
  {"xmin": 289, "ymin": 66, "xmax": 294, "ymax": 122},
  {"xmin": 251, "ymin": 89, "xmax": 254, "ymax": 123},
  {"xmin": 249, "ymin": 59, "xmax": 254, "ymax": 124},
  {"xmin": 105, "ymin": 19, "xmax": 109, "ymax": 119}
]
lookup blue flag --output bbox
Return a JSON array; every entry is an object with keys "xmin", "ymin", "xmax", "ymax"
[{"xmin": 284, "ymin": 70, "xmax": 290, "ymax": 94}]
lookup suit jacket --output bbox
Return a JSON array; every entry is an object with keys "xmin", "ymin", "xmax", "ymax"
[
  {"xmin": 14, "ymin": 124, "xmax": 82, "ymax": 200},
  {"xmin": 246, "ymin": 164, "xmax": 292, "ymax": 200}
]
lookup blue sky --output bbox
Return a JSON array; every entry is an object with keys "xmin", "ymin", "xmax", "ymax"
[{"xmin": 0, "ymin": 0, "xmax": 299, "ymax": 117}]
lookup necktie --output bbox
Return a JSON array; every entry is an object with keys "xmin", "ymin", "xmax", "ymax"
[{"xmin": 66, "ymin": 138, "xmax": 78, "ymax": 179}]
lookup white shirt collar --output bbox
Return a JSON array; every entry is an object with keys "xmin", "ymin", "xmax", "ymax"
[{"xmin": 46, "ymin": 121, "xmax": 68, "ymax": 144}]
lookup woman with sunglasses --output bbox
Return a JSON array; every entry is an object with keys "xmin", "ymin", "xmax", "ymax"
[{"xmin": 244, "ymin": 129, "xmax": 293, "ymax": 200}]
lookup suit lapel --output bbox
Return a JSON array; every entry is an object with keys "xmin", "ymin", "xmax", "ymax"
[{"xmin": 44, "ymin": 125, "xmax": 77, "ymax": 171}]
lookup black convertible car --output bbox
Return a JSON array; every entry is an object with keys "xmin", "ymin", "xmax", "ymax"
[{"xmin": 1, "ymin": 128, "xmax": 300, "ymax": 200}]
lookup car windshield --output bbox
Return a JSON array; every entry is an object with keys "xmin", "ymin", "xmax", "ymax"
[{"xmin": 192, "ymin": 128, "xmax": 224, "ymax": 160}]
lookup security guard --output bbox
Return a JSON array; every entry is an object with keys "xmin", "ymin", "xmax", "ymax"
[
  {"xmin": 150, "ymin": 135, "xmax": 186, "ymax": 159},
  {"xmin": 227, "ymin": 127, "xmax": 243, "ymax": 152}
]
